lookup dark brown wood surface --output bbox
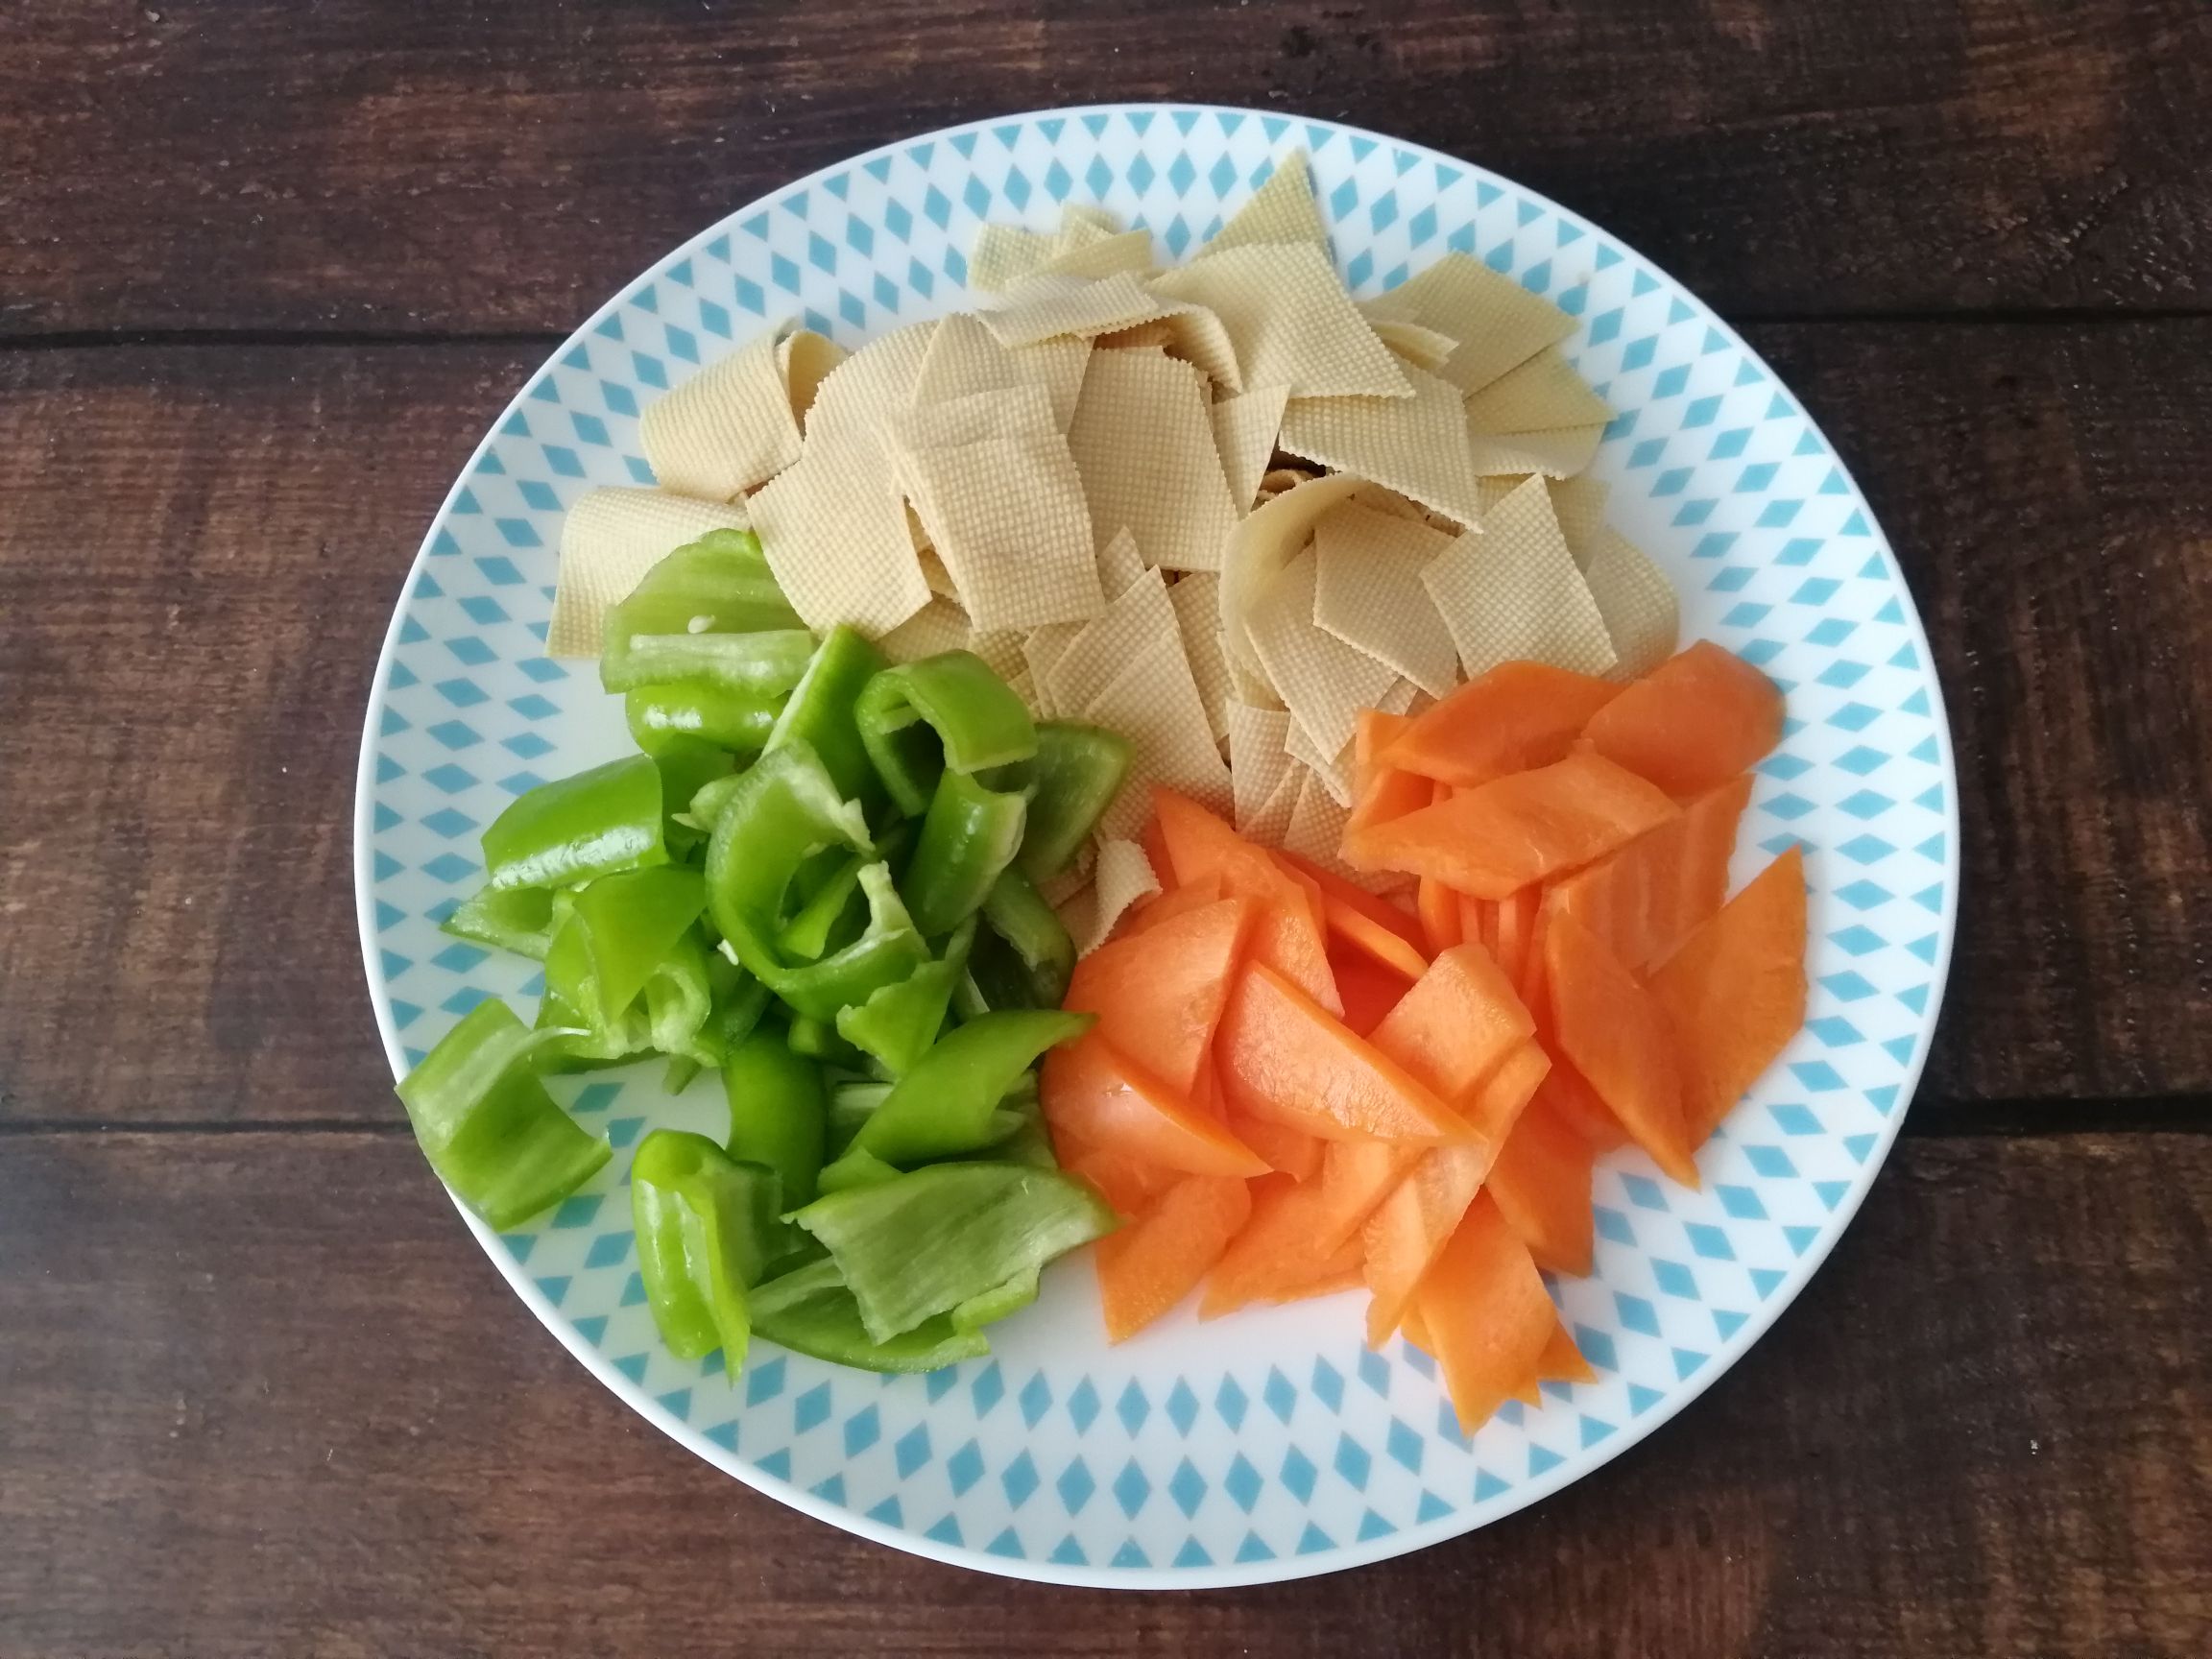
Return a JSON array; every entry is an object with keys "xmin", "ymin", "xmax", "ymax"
[{"xmin": 2, "ymin": 2, "xmax": 2208, "ymax": 1653}]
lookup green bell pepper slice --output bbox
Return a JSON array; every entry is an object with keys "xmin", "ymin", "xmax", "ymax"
[
  {"xmin": 441, "ymin": 882, "xmax": 560, "ymax": 961},
  {"xmin": 481, "ymin": 754, "xmax": 668, "ymax": 892},
  {"xmin": 812, "ymin": 1145, "xmax": 903, "ymax": 1195},
  {"xmin": 626, "ymin": 682, "xmax": 781, "ymax": 758},
  {"xmin": 826, "ymin": 1081, "xmax": 893, "ymax": 1158},
  {"xmin": 765, "ymin": 624, "xmax": 887, "ymax": 807},
  {"xmin": 628, "ymin": 1129, "xmax": 782, "ymax": 1368},
  {"xmin": 641, "ymin": 926, "xmax": 721, "ymax": 1068},
  {"xmin": 1016, "ymin": 720, "xmax": 1132, "ymax": 880},
  {"xmin": 784, "ymin": 1012, "xmax": 865, "ymax": 1068},
  {"xmin": 855, "ymin": 651, "xmax": 1038, "ymax": 816},
  {"xmin": 902, "ymin": 769, "xmax": 1028, "ymax": 939},
  {"xmin": 565, "ymin": 866, "xmax": 708, "ymax": 1016},
  {"xmin": 685, "ymin": 771, "xmax": 747, "ymax": 835},
  {"xmin": 598, "ymin": 629, "xmax": 818, "ymax": 697},
  {"xmin": 977, "ymin": 866, "xmax": 1075, "ymax": 1007},
  {"xmin": 792, "ymin": 1163, "xmax": 1116, "ymax": 1342},
  {"xmin": 722, "ymin": 1025, "xmax": 828, "ymax": 1211},
  {"xmin": 748, "ymin": 1258, "xmax": 988, "ymax": 1373},
  {"xmin": 779, "ymin": 851, "xmax": 869, "ymax": 961},
  {"xmin": 599, "ymin": 529, "xmax": 803, "ymax": 671},
  {"xmin": 704, "ymin": 744, "xmax": 930, "ymax": 1020},
  {"xmin": 832, "ymin": 1008, "xmax": 1092, "ymax": 1173},
  {"xmin": 833, "ymin": 915, "xmax": 975, "ymax": 1077},
  {"xmin": 396, "ymin": 998, "xmax": 611, "ymax": 1229}
]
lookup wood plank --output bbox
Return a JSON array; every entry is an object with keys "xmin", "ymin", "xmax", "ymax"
[
  {"xmin": 0, "ymin": 328, "xmax": 2205, "ymax": 1122},
  {"xmin": 3, "ymin": 0, "xmax": 2209, "ymax": 334},
  {"xmin": 0, "ymin": 1127, "xmax": 2202, "ymax": 1655}
]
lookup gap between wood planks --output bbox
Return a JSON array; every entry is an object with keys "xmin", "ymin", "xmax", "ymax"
[
  {"xmin": 3, "ymin": 1097, "xmax": 2208, "ymax": 1139},
  {"xmin": 6, "ymin": 305, "xmax": 2212, "ymax": 354}
]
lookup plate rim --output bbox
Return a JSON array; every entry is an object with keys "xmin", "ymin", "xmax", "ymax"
[{"xmin": 351, "ymin": 100, "xmax": 1961, "ymax": 1589}]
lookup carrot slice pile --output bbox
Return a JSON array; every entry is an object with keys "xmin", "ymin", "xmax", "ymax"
[{"xmin": 1048, "ymin": 645, "xmax": 1806, "ymax": 1438}]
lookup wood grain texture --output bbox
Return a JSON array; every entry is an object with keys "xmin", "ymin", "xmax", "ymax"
[
  {"xmin": 3, "ymin": 328, "xmax": 2204, "ymax": 1124},
  {"xmin": 0, "ymin": 1128, "xmax": 2203, "ymax": 1657},
  {"xmin": 4, "ymin": 0, "xmax": 2210, "ymax": 336}
]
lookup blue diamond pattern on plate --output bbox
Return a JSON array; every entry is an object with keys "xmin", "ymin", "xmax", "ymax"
[{"xmin": 357, "ymin": 105, "xmax": 1955, "ymax": 1588}]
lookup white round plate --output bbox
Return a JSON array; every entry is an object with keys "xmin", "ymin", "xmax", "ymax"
[{"xmin": 354, "ymin": 104, "xmax": 1958, "ymax": 1587}]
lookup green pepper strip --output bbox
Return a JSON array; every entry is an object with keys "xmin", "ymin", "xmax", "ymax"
[
  {"xmin": 722, "ymin": 1025, "xmax": 829, "ymax": 1211},
  {"xmin": 748, "ymin": 1258, "xmax": 987, "ymax": 1374},
  {"xmin": 565, "ymin": 866, "xmax": 708, "ymax": 1016},
  {"xmin": 626, "ymin": 682, "xmax": 781, "ymax": 758},
  {"xmin": 629, "ymin": 1129, "xmax": 782, "ymax": 1370},
  {"xmin": 855, "ymin": 651, "xmax": 1039, "ymax": 817},
  {"xmin": 979, "ymin": 867, "xmax": 1076, "ymax": 1007},
  {"xmin": 792, "ymin": 1163, "xmax": 1116, "ymax": 1342},
  {"xmin": 704, "ymin": 743, "xmax": 930, "ymax": 1021},
  {"xmin": 481, "ymin": 753, "xmax": 668, "ymax": 892},
  {"xmin": 395, "ymin": 998, "xmax": 611, "ymax": 1230},
  {"xmin": 686, "ymin": 771, "xmax": 746, "ymax": 835},
  {"xmin": 833, "ymin": 1008, "xmax": 1092, "ymax": 1173},
  {"xmin": 644, "ymin": 735, "xmax": 734, "ymax": 857},
  {"xmin": 765, "ymin": 624, "xmax": 887, "ymax": 807},
  {"xmin": 834, "ymin": 915, "xmax": 975, "ymax": 1078},
  {"xmin": 441, "ymin": 883, "xmax": 559, "ymax": 961},
  {"xmin": 901, "ymin": 769, "xmax": 1028, "ymax": 940},
  {"xmin": 1016, "ymin": 720, "xmax": 1133, "ymax": 880},
  {"xmin": 599, "ymin": 529, "xmax": 803, "ymax": 676},
  {"xmin": 598, "ymin": 629, "xmax": 818, "ymax": 697},
  {"xmin": 641, "ymin": 927, "xmax": 720, "ymax": 1067}
]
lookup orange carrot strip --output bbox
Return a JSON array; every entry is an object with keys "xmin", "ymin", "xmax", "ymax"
[
  {"xmin": 1546, "ymin": 774, "xmax": 1752, "ymax": 974},
  {"xmin": 1361, "ymin": 1141, "xmax": 1491, "ymax": 1345},
  {"xmin": 1040, "ymin": 1034, "xmax": 1269, "ymax": 1177},
  {"xmin": 1581, "ymin": 639, "xmax": 1783, "ymax": 798},
  {"xmin": 1409, "ymin": 1194, "xmax": 1555, "ymax": 1432},
  {"xmin": 1417, "ymin": 877, "xmax": 1461, "ymax": 955},
  {"xmin": 1368, "ymin": 943, "xmax": 1536, "ymax": 1111},
  {"xmin": 1096, "ymin": 1174, "xmax": 1253, "ymax": 1341},
  {"xmin": 1484, "ymin": 1083, "xmax": 1599, "ymax": 1276},
  {"xmin": 1200, "ymin": 1174, "xmax": 1340, "ymax": 1317},
  {"xmin": 1649, "ymin": 846, "xmax": 1808, "ymax": 1143},
  {"xmin": 1493, "ymin": 886, "xmax": 1539, "ymax": 987},
  {"xmin": 1347, "ymin": 709, "xmax": 1433, "ymax": 843},
  {"xmin": 1345, "ymin": 752, "xmax": 1680, "ymax": 898},
  {"xmin": 1064, "ymin": 894, "xmax": 1253, "ymax": 1096},
  {"xmin": 1382, "ymin": 661, "xmax": 1623, "ymax": 787},
  {"xmin": 1153, "ymin": 788, "xmax": 1340, "ymax": 1014},
  {"xmin": 1278, "ymin": 851, "xmax": 1429, "ymax": 957},
  {"xmin": 1122, "ymin": 871, "xmax": 1225, "ymax": 937},
  {"xmin": 1543, "ymin": 911, "xmax": 1698, "ymax": 1187},
  {"xmin": 1216, "ymin": 962, "xmax": 1472, "ymax": 1142},
  {"xmin": 1061, "ymin": 1139, "xmax": 1182, "ymax": 1219},
  {"xmin": 1225, "ymin": 1108, "xmax": 1324, "ymax": 1182}
]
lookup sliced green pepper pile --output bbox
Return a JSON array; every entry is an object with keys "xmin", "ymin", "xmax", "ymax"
[{"xmin": 395, "ymin": 526, "xmax": 1134, "ymax": 1379}]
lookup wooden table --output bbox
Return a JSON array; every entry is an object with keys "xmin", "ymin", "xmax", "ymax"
[{"xmin": 4, "ymin": 3, "xmax": 2207, "ymax": 1652}]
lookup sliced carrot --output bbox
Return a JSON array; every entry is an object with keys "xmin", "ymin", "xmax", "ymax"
[
  {"xmin": 1538, "ymin": 1316, "xmax": 1597, "ymax": 1385},
  {"xmin": 1582, "ymin": 639, "xmax": 1784, "ymax": 798},
  {"xmin": 1462, "ymin": 891, "xmax": 1497, "ymax": 959},
  {"xmin": 1347, "ymin": 709, "xmax": 1433, "ymax": 842},
  {"xmin": 1201, "ymin": 1174, "xmax": 1343, "ymax": 1317},
  {"xmin": 1517, "ymin": 899, "xmax": 1551, "ymax": 1019},
  {"xmin": 1061, "ymin": 1139, "xmax": 1182, "ymax": 1218},
  {"xmin": 1543, "ymin": 911, "xmax": 1698, "ymax": 1187},
  {"xmin": 1122, "ymin": 871, "xmax": 1225, "ymax": 937},
  {"xmin": 1152, "ymin": 788, "xmax": 1341, "ymax": 1014},
  {"xmin": 1368, "ymin": 943, "xmax": 1536, "ymax": 1111},
  {"xmin": 1328, "ymin": 944, "xmax": 1412, "ymax": 1040},
  {"xmin": 1416, "ymin": 876, "xmax": 1461, "ymax": 954},
  {"xmin": 1040, "ymin": 1034, "xmax": 1269, "ymax": 1177},
  {"xmin": 1063, "ymin": 894, "xmax": 1252, "ymax": 1096},
  {"xmin": 1493, "ymin": 885, "xmax": 1539, "ymax": 986},
  {"xmin": 1402, "ymin": 1302, "xmax": 1433, "ymax": 1354},
  {"xmin": 1410, "ymin": 1194, "xmax": 1555, "ymax": 1432},
  {"xmin": 1361, "ymin": 1141, "xmax": 1490, "ymax": 1345},
  {"xmin": 1649, "ymin": 846, "xmax": 1808, "ymax": 1143},
  {"xmin": 1279, "ymin": 851, "xmax": 1429, "ymax": 958},
  {"xmin": 1140, "ymin": 810, "xmax": 1174, "ymax": 894},
  {"xmin": 1268, "ymin": 1263, "xmax": 1366, "ymax": 1302},
  {"xmin": 1546, "ymin": 774, "xmax": 1751, "ymax": 974},
  {"xmin": 1216, "ymin": 962, "xmax": 1471, "ymax": 1143},
  {"xmin": 1314, "ymin": 1139, "xmax": 1426, "ymax": 1255},
  {"xmin": 1484, "ymin": 1084, "xmax": 1599, "ymax": 1276},
  {"xmin": 1345, "ymin": 752, "xmax": 1680, "ymax": 898},
  {"xmin": 1458, "ymin": 1039, "xmax": 1551, "ymax": 1148},
  {"xmin": 1226, "ymin": 1107, "xmax": 1324, "ymax": 1181},
  {"xmin": 1382, "ymin": 661, "xmax": 1623, "ymax": 787},
  {"xmin": 1539, "ymin": 1055, "xmax": 1628, "ymax": 1152},
  {"xmin": 1096, "ymin": 1174, "xmax": 1253, "ymax": 1342}
]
